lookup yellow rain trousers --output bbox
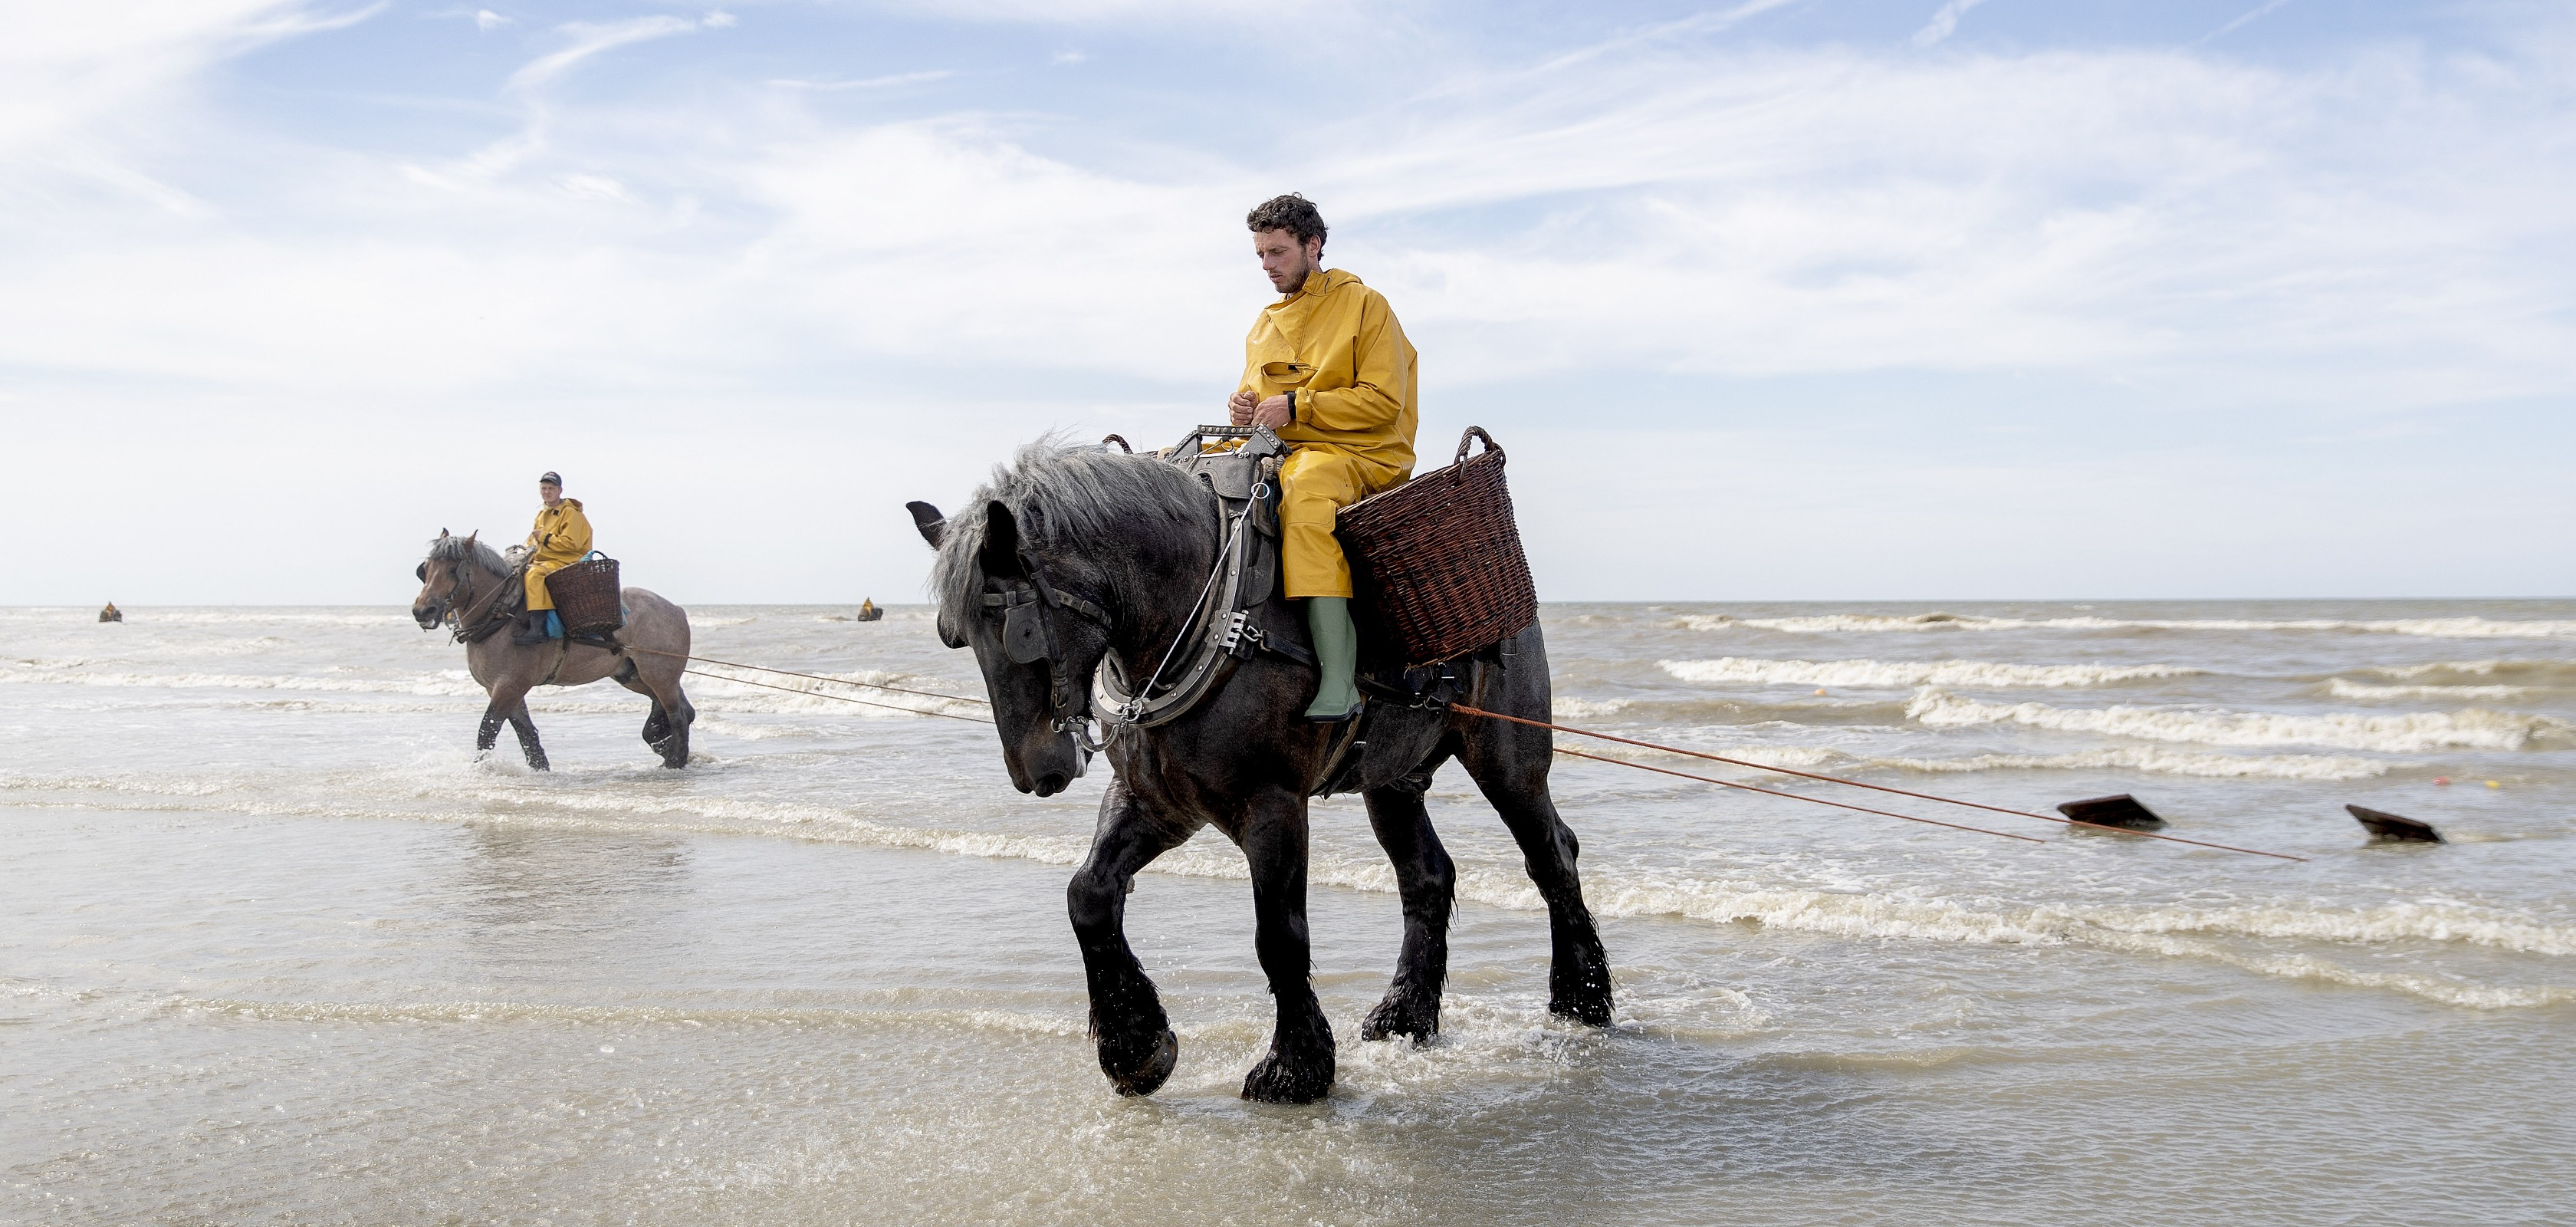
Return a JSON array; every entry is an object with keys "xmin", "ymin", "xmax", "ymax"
[
  {"xmin": 1237, "ymin": 268, "xmax": 1419, "ymax": 599},
  {"xmin": 523, "ymin": 498, "xmax": 592, "ymax": 612}
]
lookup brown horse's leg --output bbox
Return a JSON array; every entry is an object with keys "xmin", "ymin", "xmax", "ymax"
[
  {"xmin": 1237, "ymin": 791, "xmax": 1336, "ymax": 1104},
  {"xmin": 476, "ymin": 682, "xmax": 527, "ymax": 758},
  {"xmin": 1068, "ymin": 778, "xmax": 1191, "ymax": 1096},
  {"xmin": 616, "ymin": 656, "xmax": 691, "ymax": 768},
  {"xmin": 507, "ymin": 699, "xmax": 549, "ymax": 771},
  {"xmin": 1359, "ymin": 752, "xmax": 1457, "ymax": 1044}
]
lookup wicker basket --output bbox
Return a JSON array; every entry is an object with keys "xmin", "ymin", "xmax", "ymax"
[
  {"xmin": 1335, "ymin": 426, "xmax": 1537, "ymax": 667},
  {"xmin": 544, "ymin": 554, "xmax": 625, "ymax": 638}
]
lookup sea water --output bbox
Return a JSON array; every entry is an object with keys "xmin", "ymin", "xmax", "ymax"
[{"xmin": 3, "ymin": 600, "xmax": 2571, "ymax": 1224}]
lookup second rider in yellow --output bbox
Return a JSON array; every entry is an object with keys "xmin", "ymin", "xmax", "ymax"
[
  {"xmin": 1226, "ymin": 193, "xmax": 1419, "ymax": 723},
  {"xmin": 513, "ymin": 471, "xmax": 593, "ymax": 646}
]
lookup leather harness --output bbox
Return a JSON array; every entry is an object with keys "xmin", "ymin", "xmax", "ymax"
[{"xmin": 974, "ymin": 425, "xmax": 1335, "ymax": 775}]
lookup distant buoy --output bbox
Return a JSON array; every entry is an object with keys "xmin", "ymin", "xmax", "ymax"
[
  {"xmin": 2433, "ymin": 776, "xmax": 2450, "ymax": 785},
  {"xmin": 1812, "ymin": 688, "xmax": 1829, "ymax": 696},
  {"xmin": 2485, "ymin": 780, "xmax": 2499, "ymax": 789}
]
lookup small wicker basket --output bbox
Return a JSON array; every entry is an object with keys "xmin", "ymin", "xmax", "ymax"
[
  {"xmin": 1335, "ymin": 426, "xmax": 1537, "ymax": 667},
  {"xmin": 544, "ymin": 554, "xmax": 625, "ymax": 639}
]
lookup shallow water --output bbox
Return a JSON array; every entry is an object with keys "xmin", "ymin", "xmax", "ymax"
[{"xmin": 5, "ymin": 600, "xmax": 2572, "ymax": 1224}]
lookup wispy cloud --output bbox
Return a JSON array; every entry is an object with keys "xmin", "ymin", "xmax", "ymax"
[
  {"xmin": 2, "ymin": 2, "xmax": 2571, "ymax": 599},
  {"xmin": 508, "ymin": 15, "xmax": 703, "ymax": 94},
  {"xmin": 1911, "ymin": 0, "xmax": 1989, "ymax": 48},
  {"xmin": 2206, "ymin": 0, "xmax": 2295, "ymax": 42},
  {"xmin": 768, "ymin": 70, "xmax": 955, "ymax": 90},
  {"xmin": 1534, "ymin": 0, "xmax": 1808, "ymax": 74}
]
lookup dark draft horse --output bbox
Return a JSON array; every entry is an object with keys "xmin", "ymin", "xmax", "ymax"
[
  {"xmin": 913, "ymin": 442, "xmax": 1611, "ymax": 1104},
  {"xmin": 410, "ymin": 531, "xmax": 695, "ymax": 770}
]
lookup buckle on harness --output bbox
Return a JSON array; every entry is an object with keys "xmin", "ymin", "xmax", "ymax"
[{"xmin": 1217, "ymin": 610, "xmax": 1263, "ymax": 660}]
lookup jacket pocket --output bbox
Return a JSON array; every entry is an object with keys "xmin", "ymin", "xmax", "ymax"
[{"xmin": 1260, "ymin": 360, "xmax": 1316, "ymax": 387}]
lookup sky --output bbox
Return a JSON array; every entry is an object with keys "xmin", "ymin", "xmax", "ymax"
[{"xmin": 2, "ymin": 0, "xmax": 2571, "ymax": 604}]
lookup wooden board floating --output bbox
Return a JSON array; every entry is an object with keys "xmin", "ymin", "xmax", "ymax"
[
  {"xmin": 2347, "ymin": 804, "xmax": 2443, "ymax": 844},
  {"xmin": 2056, "ymin": 794, "xmax": 2169, "ymax": 831}
]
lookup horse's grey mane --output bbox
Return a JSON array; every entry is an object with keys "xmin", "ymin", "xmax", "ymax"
[
  {"xmin": 932, "ymin": 439, "xmax": 1214, "ymax": 626},
  {"xmin": 426, "ymin": 533, "xmax": 510, "ymax": 577}
]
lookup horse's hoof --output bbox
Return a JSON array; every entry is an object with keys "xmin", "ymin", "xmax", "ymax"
[
  {"xmin": 1359, "ymin": 995, "xmax": 1440, "ymax": 1045},
  {"xmin": 1104, "ymin": 1028, "xmax": 1178, "ymax": 1097},
  {"xmin": 1548, "ymin": 994, "xmax": 1615, "ymax": 1028},
  {"xmin": 1240, "ymin": 1050, "xmax": 1333, "ymax": 1104}
]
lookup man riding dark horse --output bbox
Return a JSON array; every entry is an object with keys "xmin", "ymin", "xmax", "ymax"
[
  {"xmin": 513, "ymin": 471, "xmax": 593, "ymax": 646},
  {"xmin": 1226, "ymin": 193, "xmax": 1418, "ymax": 723},
  {"xmin": 909, "ymin": 192, "xmax": 1612, "ymax": 1104}
]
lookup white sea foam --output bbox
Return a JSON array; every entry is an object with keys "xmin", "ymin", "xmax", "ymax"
[
  {"xmin": 1460, "ymin": 867, "xmax": 2574, "ymax": 1010},
  {"xmin": 1861, "ymin": 746, "xmax": 2389, "ymax": 781},
  {"xmin": 0, "ymin": 665, "xmax": 485, "ymax": 697},
  {"xmin": 12, "ymin": 762, "xmax": 2563, "ymax": 1011},
  {"xmin": 2362, "ymin": 659, "xmax": 2576, "ymax": 684},
  {"xmin": 1489, "ymin": 737, "xmax": 2378, "ymax": 782},
  {"xmin": 169, "ymin": 995, "xmax": 1089, "ymax": 1038},
  {"xmin": 1662, "ymin": 656, "xmax": 2200, "ymax": 689},
  {"xmin": 2325, "ymin": 679, "xmax": 2533, "ymax": 701},
  {"xmin": 1678, "ymin": 613, "xmax": 2576, "ymax": 640},
  {"xmin": 2075, "ymin": 901, "xmax": 2576, "ymax": 957},
  {"xmin": 2, "ymin": 610, "xmax": 414, "ymax": 627},
  {"xmin": 1904, "ymin": 687, "xmax": 2575, "ymax": 752}
]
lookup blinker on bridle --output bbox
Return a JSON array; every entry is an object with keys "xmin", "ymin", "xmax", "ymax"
[{"xmin": 979, "ymin": 565, "xmax": 1115, "ymax": 754}]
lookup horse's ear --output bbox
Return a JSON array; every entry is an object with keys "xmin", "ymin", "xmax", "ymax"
[
  {"xmin": 907, "ymin": 502, "xmax": 946, "ymax": 550},
  {"xmin": 439, "ymin": 528, "xmax": 450, "ymax": 538},
  {"xmin": 978, "ymin": 501, "xmax": 1025, "ymax": 578},
  {"xmin": 465, "ymin": 531, "xmax": 478, "ymax": 547}
]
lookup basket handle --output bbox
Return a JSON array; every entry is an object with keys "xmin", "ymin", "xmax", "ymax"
[{"xmin": 1451, "ymin": 426, "xmax": 1501, "ymax": 482}]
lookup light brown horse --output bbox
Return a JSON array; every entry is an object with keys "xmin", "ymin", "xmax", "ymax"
[{"xmin": 409, "ymin": 531, "xmax": 695, "ymax": 770}]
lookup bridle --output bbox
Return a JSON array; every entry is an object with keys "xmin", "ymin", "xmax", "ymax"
[
  {"xmin": 419, "ymin": 553, "xmax": 518, "ymax": 644},
  {"xmin": 980, "ymin": 565, "xmax": 1116, "ymax": 755}
]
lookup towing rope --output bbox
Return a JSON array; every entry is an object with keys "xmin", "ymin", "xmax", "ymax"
[
  {"xmin": 1453, "ymin": 703, "xmax": 2306, "ymax": 862},
  {"xmin": 676, "ymin": 666, "xmax": 992, "ymax": 725},
  {"xmin": 1552, "ymin": 746, "xmax": 2043, "ymax": 844},
  {"xmin": 621, "ymin": 646, "xmax": 2302, "ymax": 860}
]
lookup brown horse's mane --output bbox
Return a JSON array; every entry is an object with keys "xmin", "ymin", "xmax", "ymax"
[{"xmin": 426, "ymin": 533, "xmax": 510, "ymax": 577}]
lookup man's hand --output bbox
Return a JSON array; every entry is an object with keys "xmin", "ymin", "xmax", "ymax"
[
  {"xmin": 1251, "ymin": 394, "xmax": 1294, "ymax": 429},
  {"xmin": 1227, "ymin": 390, "xmax": 1257, "ymax": 426}
]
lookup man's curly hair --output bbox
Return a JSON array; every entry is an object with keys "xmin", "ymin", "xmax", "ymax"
[{"xmin": 1246, "ymin": 193, "xmax": 1327, "ymax": 248}]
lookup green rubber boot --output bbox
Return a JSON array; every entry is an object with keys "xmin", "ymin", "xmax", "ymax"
[{"xmin": 1303, "ymin": 597, "xmax": 1362, "ymax": 723}]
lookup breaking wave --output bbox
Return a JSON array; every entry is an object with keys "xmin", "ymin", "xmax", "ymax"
[
  {"xmin": 1678, "ymin": 613, "xmax": 2576, "ymax": 640},
  {"xmin": 1861, "ymin": 746, "xmax": 2388, "ymax": 781},
  {"xmin": 2360, "ymin": 660, "xmax": 2576, "ymax": 686},
  {"xmin": 1662, "ymin": 656, "xmax": 2201, "ymax": 689},
  {"xmin": 1904, "ymin": 687, "xmax": 2575, "ymax": 752},
  {"xmin": 2325, "ymin": 679, "xmax": 2533, "ymax": 702},
  {"xmin": 1558, "ymin": 741, "xmax": 2385, "ymax": 781}
]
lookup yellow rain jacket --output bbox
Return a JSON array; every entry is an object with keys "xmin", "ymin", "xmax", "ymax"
[
  {"xmin": 523, "ymin": 498, "xmax": 592, "ymax": 612},
  {"xmin": 1237, "ymin": 268, "xmax": 1418, "ymax": 598}
]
